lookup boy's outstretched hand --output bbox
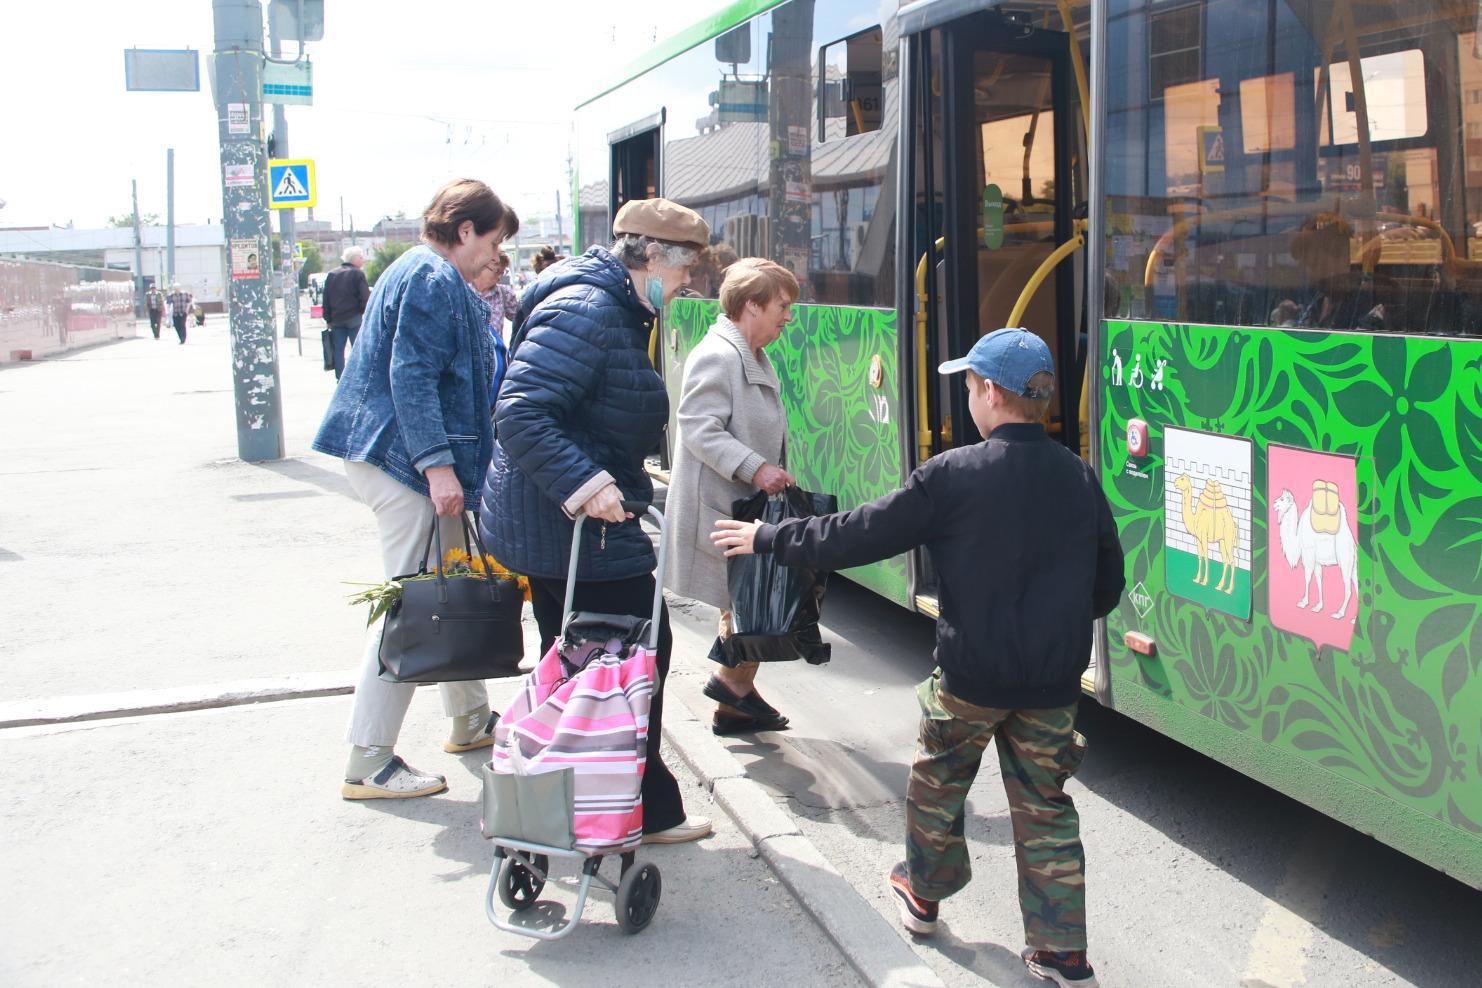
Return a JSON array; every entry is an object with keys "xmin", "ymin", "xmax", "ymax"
[{"xmin": 712, "ymin": 519, "xmax": 762, "ymax": 556}]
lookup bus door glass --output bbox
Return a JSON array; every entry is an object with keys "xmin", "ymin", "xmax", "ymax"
[
  {"xmin": 608, "ymin": 118, "xmax": 667, "ymax": 462},
  {"xmin": 914, "ymin": 13, "xmax": 1081, "ymax": 461},
  {"xmin": 609, "ymin": 125, "xmax": 661, "ymax": 220}
]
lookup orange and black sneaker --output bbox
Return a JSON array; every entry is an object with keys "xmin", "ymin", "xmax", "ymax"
[
  {"xmin": 886, "ymin": 862, "xmax": 938, "ymax": 936},
  {"xmin": 1021, "ymin": 948, "xmax": 1099, "ymax": 987}
]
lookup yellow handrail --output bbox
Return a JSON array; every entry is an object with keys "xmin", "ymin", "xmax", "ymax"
[
  {"xmin": 914, "ymin": 236, "xmax": 947, "ymax": 463},
  {"xmin": 1007, "ymin": 228, "xmax": 1085, "ymax": 328},
  {"xmin": 1141, "ymin": 203, "xmax": 1475, "ymax": 294},
  {"xmin": 1142, "ymin": 200, "xmax": 1352, "ymax": 289},
  {"xmin": 1054, "ymin": 0, "xmax": 1090, "ymax": 138}
]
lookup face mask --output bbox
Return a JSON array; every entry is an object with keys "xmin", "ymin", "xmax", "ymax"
[{"xmin": 646, "ymin": 275, "xmax": 665, "ymax": 311}]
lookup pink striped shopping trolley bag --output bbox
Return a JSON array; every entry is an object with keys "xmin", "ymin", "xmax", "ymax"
[{"xmin": 481, "ymin": 504, "xmax": 668, "ymax": 939}]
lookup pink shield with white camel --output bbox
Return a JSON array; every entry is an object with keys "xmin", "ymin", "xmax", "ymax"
[{"xmin": 1267, "ymin": 444, "xmax": 1360, "ymax": 651}]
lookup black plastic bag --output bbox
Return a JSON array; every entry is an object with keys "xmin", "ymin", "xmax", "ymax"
[
  {"xmin": 721, "ymin": 487, "xmax": 838, "ymax": 665},
  {"xmin": 320, "ymin": 329, "xmax": 335, "ymax": 371}
]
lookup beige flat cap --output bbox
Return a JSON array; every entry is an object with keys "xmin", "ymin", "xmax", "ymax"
[{"xmin": 613, "ymin": 198, "xmax": 710, "ymax": 251}]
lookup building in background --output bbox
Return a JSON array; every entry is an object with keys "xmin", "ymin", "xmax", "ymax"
[{"xmin": 0, "ymin": 225, "xmax": 228, "ymax": 312}]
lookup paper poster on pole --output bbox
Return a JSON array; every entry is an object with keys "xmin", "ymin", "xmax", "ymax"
[
  {"xmin": 231, "ymin": 238, "xmax": 262, "ymax": 281},
  {"xmin": 223, "ymin": 164, "xmax": 255, "ymax": 188},
  {"xmin": 227, "ymin": 102, "xmax": 250, "ymax": 135}
]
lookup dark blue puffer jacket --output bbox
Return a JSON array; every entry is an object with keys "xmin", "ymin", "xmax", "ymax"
[{"xmin": 479, "ymin": 247, "xmax": 664, "ymax": 581}]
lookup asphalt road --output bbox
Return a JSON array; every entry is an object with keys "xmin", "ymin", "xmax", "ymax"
[{"xmin": 661, "ymin": 576, "xmax": 1482, "ymax": 988}]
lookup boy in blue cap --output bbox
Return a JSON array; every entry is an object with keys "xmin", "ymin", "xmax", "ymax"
[{"xmin": 713, "ymin": 328, "xmax": 1125, "ymax": 987}]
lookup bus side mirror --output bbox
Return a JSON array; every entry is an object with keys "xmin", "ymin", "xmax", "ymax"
[{"xmin": 715, "ymin": 25, "xmax": 751, "ymax": 65}]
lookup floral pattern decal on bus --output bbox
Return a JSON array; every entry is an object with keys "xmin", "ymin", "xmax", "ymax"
[
  {"xmin": 1100, "ymin": 320, "xmax": 1482, "ymax": 841},
  {"xmin": 668, "ymin": 298, "xmax": 909, "ymax": 606}
]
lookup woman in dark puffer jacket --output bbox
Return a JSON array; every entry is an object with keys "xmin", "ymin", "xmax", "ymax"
[{"xmin": 480, "ymin": 198, "xmax": 713, "ymax": 844}]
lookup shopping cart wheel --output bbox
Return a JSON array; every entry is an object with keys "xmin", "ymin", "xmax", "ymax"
[
  {"xmin": 497, "ymin": 854, "xmax": 549, "ymax": 911},
  {"xmin": 614, "ymin": 861, "xmax": 661, "ymax": 934}
]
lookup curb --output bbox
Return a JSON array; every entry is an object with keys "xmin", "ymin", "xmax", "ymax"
[
  {"xmin": 0, "ymin": 672, "xmax": 362, "ymax": 729},
  {"xmin": 663, "ymin": 699, "xmax": 945, "ymax": 988}
]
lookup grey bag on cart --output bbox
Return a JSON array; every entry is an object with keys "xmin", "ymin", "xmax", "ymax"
[{"xmin": 481, "ymin": 761, "xmax": 576, "ymax": 850}]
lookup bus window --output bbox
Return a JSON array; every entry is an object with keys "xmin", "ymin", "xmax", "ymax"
[
  {"xmin": 1105, "ymin": 0, "xmax": 1482, "ymax": 338},
  {"xmin": 819, "ymin": 27, "xmax": 884, "ymax": 141}
]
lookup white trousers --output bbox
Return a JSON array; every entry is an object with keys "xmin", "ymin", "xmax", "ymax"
[{"xmin": 344, "ymin": 460, "xmax": 488, "ymax": 747}]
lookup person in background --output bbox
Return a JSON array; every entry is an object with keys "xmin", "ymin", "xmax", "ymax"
[
  {"xmin": 146, "ymin": 286, "xmax": 165, "ymax": 339},
  {"xmin": 713, "ymin": 328, "xmax": 1126, "ymax": 988},
  {"xmin": 1270, "ymin": 213, "xmax": 1386, "ymax": 331},
  {"xmin": 469, "ymin": 250, "xmax": 517, "ymax": 389},
  {"xmin": 322, "ymin": 246, "xmax": 372, "ymax": 380},
  {"xmin": 474, "ymin": 249, "xmax": 520, "ymax": 342},
  {"xmin": 481, "ymin": 198, "xmax": 714, "ymax": 845},
  {"xmin": 165, "ymin": 283, "xmax": 192, "ymax": 344},
  {"xmin": 313, "ymin": 178, "xmax": 513, "ymax": 801},
  {"xmin": 687, "ymin": 242, "xmax": 738, "ymax": 298},
  {"xmin": 531, "ymin": 244, "xmax": 562, "ymax": 275},
  {"xmin": 665, "ymin": 258, "xmax": 797, "ymax": 735}
]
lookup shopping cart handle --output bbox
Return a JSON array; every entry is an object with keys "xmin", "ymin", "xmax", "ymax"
[{"xmin": 620, "ymin": 501, "xmax": 652, "ymax": 516}]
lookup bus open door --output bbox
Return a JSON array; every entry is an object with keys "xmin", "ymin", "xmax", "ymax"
[{"xmin": 901, "ymin": 6, "xmax": 1093, "ymax": 692}]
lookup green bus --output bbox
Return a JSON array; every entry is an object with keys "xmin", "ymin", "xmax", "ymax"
[{"xmin": 571, "ymin": 0, "xmax": 1482, "ymax": 889}]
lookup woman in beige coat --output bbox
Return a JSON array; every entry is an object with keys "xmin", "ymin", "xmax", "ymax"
[{"xmin": 665, "ymin": 259, "xmax": 798, "ymax": 734}]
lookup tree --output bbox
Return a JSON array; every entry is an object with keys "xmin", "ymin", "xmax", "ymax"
[
  {"xmin": 297, "ymin": 240, "xmax": 323, "ymax": 288},
  {"xmin": 108, "ymin": 212, "xmax": 158, "ymax": 227},
  {"xmin": 366, "ymin": 241, "xmax": 414, "ymax": 286}
]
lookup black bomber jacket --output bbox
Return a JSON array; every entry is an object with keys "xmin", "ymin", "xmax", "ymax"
[{"xmin": 755, "ymin": 422, "xmax": 1126, "ymax": 709}]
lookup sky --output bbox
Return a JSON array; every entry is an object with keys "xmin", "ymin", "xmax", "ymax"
[{"xmin": 0, "ymin": 0, "xmax": 718, "ymax": 231}]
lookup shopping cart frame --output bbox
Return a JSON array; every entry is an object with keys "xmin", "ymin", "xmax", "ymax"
[{"xmin": 483, "ymin": 503, "xmax": 667, "ymax": 940}]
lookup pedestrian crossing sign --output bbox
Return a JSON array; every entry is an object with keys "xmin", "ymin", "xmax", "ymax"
[
  {"xmin": 1198, "ymin": 126, "xmax": 1225, "ymax": 175},
  {"xmin": 267, "ymin": 159, "xmax": 316, "ymax": 209}
]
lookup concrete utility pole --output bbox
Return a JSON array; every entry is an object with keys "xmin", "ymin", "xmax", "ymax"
[
  {"xmin": 166, "ymin": 148, "xmax": 177, "ymax": 285},
  {"xmin": 131, "ymin": 179, "xmax": 145, "ymax": 317},
  {"xmin": 212, "ymin": 0, "xmax": 285, "ymax": 462},
  {"xmin": 268, "ymin": 16, "xmax": 301, "ymax": 342}
]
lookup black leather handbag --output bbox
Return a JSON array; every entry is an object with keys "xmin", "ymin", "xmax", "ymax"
[{"xmin": 379, "ymin": 514, "xmax": 525, "ymax": 683}]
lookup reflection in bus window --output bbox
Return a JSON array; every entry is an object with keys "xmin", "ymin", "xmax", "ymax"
[
  {"xmin": 574, "ymin": 3, "xmax": 896, "ymax": 308},
  {"xmin": 1105, "ymin": 0, "xmax": 1482, "ymax": 338},
  {"xmin": 1240, "ymin": 73, "xmax": 1295, "ymax": 154},
  {"xmin": 1319, "ymin": 50, "xmax": 1428, "ymax": 146},
  {"xmin": 819, "ymin": 27, "xmax": 884, "ymax": 140}
]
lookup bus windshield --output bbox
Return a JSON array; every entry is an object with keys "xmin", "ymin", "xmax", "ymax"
[{"xmin": 1103, "ymin": 0, "xmax": 1482, "ymax": 337}]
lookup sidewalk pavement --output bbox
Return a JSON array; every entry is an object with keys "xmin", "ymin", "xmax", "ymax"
[{"xmin": 0, "ymin": 318, "xmax": 940, "ymax": 987}]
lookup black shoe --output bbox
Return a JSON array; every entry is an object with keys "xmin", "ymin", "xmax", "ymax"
[
  {"xmin": 1021, "ymin": 948, "xmax": 1098, "ymax": 987},
  {"xmin": 886, "ymin": 862, "xmax": 938, "ymax": 936},
  {"xmin": 713, "ymin": 709, "xmax": 789, "ymax": 735},
  {"xmin": 703, "ymin": 675, "xmax": 786, "ymax": 724}
]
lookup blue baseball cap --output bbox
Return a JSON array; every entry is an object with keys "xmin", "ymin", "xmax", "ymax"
[{"xmin": 937, "ymin": 327, "xmax": 1055, "ymax": 398}]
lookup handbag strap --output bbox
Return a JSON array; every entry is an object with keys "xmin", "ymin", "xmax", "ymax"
[{"xmin": 418, "ymin": 509, "xmax": 505, "ymax": 605}]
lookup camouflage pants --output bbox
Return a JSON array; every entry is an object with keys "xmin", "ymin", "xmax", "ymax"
[{"xmin": 906, "ymin": 672, "xmax": 1088, "ymax": 951}]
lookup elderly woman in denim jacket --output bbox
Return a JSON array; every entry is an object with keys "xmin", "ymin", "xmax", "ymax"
[
  {"xmin": 479, "ymin": 198, "xmax": 714, "ymax": 844},
  {"xmin": 314, "ymin": 178, "xmax": 519, "ymax": 800}
]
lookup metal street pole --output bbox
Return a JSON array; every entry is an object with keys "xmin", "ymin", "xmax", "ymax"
[
  {"xmin": 166, "ymin": 148, "xmax": 176, "ymax": 285},
  {"xmin": 268, "ymin": 16, "xmax": 301, "ymax": 343},
  {"xmin": 131, "ymin": 179, "xmax": 145, "ymax": 318},
  {"xmin": 212, "ymin": 0, "xmax": 284, "ymax": 462}
]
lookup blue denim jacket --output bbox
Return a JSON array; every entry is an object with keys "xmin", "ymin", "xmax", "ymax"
[{"xmin": 312, "ymin": 244, "xmax": 494, "ymax": 509}]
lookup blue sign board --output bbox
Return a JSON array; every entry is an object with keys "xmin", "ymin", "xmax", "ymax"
[
  {"xmin": 124, "ymin": 49, "xmax": 200, "ymax": 92},
  {"xmin": 267, "ymin": 159, "xmax": 316, "ymax": 209}
]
